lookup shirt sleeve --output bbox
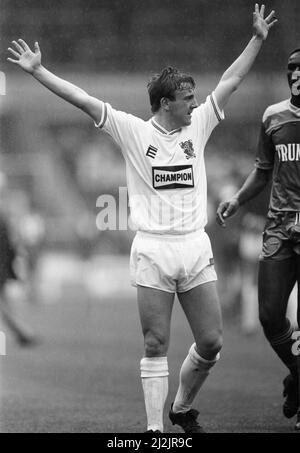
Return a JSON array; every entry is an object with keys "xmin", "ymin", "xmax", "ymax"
[
  {"xmin": 255, "ymin": 121, "xmax": 275, "ymax": 170},
  {"xmin": 192, "ymin": 91, "xmax": 225, "ymax": 145},
  {"xmin": 94, "ymin": 101, "xmax": 142, "ymax": 155}
]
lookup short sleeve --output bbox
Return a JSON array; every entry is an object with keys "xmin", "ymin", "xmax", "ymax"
[
  {"xmin": 94, "ymin": 102, "xmax": 143, "ymax": 153},
  {"xmin": 255, "ymin": 122, "xmax": 275, "ymax": 170},
  {"xmin": 192, "ymin": 91, "xmax": 225, "ymax": 144}
]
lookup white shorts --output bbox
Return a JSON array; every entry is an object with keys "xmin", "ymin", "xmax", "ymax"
[{"xmin": 130, "ymin": 229, "xmax": 217, "ymax": 293}]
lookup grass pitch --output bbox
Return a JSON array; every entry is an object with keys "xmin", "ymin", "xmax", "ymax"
[{"xmin": 0, "ymin": 295, "xmax": 297, "ymax": 433}]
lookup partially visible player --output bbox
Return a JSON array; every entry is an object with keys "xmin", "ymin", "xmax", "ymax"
[
  {"xmin": 217, "ymin": 48, "xmax": 300, "ymax": 430},
  {"xmin": 0, "ymin": 212, "xmax": 38, "ymax": 346},
  {"xmin": 8, "ymin": 5, "xmax": 277, "ymax": 432}
]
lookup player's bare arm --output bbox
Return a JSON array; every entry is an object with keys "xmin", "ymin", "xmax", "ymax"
[
  {"xmin": 214, "ymin": 4, "xmax": 277, "ymax": 111},
  {"xmin": 216, "ymin": 167, "xmax": 271, "ymax": 227},
  {"xmin": 7, "ymin": 39, "xmax": 103, "ymax": 124}
]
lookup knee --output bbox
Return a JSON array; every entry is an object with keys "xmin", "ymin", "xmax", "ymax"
[
  {"xmin": 144, "ymin": 330, "xmax": 169, "ymax": 357},
  {"xmin": 258, "ymin": 308, "xmax": 271, "ymax": 332},
  {"xmin": 197, "ymin": 330, "xmax": 223, "ymax": 358},
  {"xmin": 259, "ymin": 307, "xmax": 287, "ymax": 337}
]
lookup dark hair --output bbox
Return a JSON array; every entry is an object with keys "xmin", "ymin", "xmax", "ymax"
[{"xmin": 147, "ymin": 66, "xmax": 195, "ymax": 113}]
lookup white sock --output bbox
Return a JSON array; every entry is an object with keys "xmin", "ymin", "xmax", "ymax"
[
  {"xmin": 173, "ymin": 343, "xmax": 220, "ymax": 413},
  {"xmin": 140, "ymin": 356, "xmax": 169, "ymax": 432}
]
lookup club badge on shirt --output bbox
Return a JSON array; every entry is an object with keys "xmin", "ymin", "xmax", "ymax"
[{"xmin": 180, "ymin": 140, "xmax": 196, "ymax": 159}]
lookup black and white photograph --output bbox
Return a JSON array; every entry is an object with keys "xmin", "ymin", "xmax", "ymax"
[{"xmin": 0, "ymin": 0, "xmax": 300, "ymax": 440}]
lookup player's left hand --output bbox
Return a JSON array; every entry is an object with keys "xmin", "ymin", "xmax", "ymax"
[{"xmin": 252, "ymin": 4, "xmax": 278, "ymax": 41}]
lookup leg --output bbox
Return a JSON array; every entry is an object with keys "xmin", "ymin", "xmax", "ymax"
[
  {"xmin": 295, "ymin": 255, "xmax": 300, "ymax": 429},
  {"xmin": 258, "ymin": 258, "xmax": 299, "ymax": 419},
  {"xmin": 258, "ymin": 258, "xmax": 297, "ymax": 376},
  {"xmin": 0, "ymin": 286, "xmax": 35, "ymax": 345},
  {"xmin": 172, "ymin": 282, "xmax": 222, "ymax": 414},
  {"xmin": 178, "ymin": 281, "xmax": 223, "ymax": 359},
  {"xmin": 138, "ymin": 285, "xmax": 175, "ymax": 357},
  {"xmin": 296, "ymin": 255, "xmax": 300, "ymax": 330},
  {"xmin": 137, "ymin": 285, "xmax": 175, "ymax": 432}
]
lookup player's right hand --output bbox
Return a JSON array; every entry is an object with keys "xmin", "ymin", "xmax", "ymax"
[
  {"xmin": 7, "ymin": 39, "xmax": 41, "ymax": 74},
  {"xmin": 216, "ymin": 198, "xmax": 240, "ymax": 227}
]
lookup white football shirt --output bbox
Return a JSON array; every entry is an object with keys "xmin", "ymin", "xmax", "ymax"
[{"xmin": 95, "ymin": 92, "xmax": 224, "ymax": 234}]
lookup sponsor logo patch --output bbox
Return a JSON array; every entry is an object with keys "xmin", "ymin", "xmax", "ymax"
[{"xmin": 152, "ymin": 165, "xmax": 194, "ymax": 190}]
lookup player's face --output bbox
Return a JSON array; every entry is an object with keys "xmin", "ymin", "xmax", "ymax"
[
  {"xmin": 168, "ymin": 85, "xmax": 198, "ymax": 127},
  {"xmin": 287, "ymin": 51, "xmax": 300, "ymax": 97}
]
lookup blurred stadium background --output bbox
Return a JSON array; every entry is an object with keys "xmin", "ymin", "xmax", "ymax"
[{"xmin": 0, "ymin": 0, "xmax": 300, "ymax": 433}]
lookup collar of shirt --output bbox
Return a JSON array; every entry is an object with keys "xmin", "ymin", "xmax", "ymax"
[
  {"xmin": 289, "ymin": 100, "xmax": 300, "ymax": 117},
  {"xmin": 151, "ymin": 118, "xmax": 182, "ymax": 136}
]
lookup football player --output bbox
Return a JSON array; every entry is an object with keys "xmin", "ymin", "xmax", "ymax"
[
  {"xmin": 8, "ymin": 4, "xmax": 276, "ymax": 432},
  {"xmin": 217, "ymin": 48, "xmax": 300, "ymax": 431},
  {"xmin": 0, "ymin": 212, "xmax": 37, "ymax": 346}
]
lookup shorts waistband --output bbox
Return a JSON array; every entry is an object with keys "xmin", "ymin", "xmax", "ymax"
[
  {"xmin": 136, "ymin": 229, "xmax": 205, "ymax": 241},
  {"xmin": 267, "ymin": 211, "xmax": 300, "ymax": 224}
]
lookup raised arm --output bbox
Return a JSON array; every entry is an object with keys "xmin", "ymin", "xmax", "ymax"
[
  {"xmin": 7, "ymin": 39, "xmax": 103, "ymax": 124},
  {"xmin": 216, "ymin": 167, "xmax": 271, "ymax": 227},
  {"xmin": 214, "ymin": 4, "xmax": 277, "ymax": 111}
]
